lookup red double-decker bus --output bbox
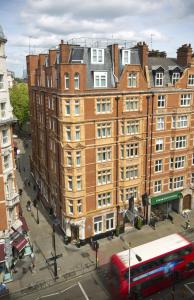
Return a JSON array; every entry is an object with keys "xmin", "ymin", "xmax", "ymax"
[{"xmin": 110, "ymin": 233, "xmax": 194, "ymax": 299}]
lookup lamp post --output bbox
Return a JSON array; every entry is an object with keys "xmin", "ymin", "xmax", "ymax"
[
  {"xmin": 36, "ymin": 203, "xmax": 39, "ymax": 224},
  {"xmin": 120, "ymin": 237, "xmax": 142, "ymax": 299}
]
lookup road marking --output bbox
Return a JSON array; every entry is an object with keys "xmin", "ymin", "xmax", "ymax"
[
  {"xmin": 35, "ymin": 283, "xmax": 78, "ymax": 299},
  {"xmin": 78, "ymin": 281, "xmax": 90, "ymax": 300}
]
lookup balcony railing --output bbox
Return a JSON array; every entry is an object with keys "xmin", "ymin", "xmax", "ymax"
[{"xmin": 6, "ymin": 192, "xmax": 19, "ymax": 207}]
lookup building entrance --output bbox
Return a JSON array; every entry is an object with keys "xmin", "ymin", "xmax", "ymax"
[{"xmin": 182, "ymin": 194, "xmax": 191, "ymax": 210}]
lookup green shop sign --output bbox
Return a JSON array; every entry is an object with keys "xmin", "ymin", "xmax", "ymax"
[{"xmin": 151, "ymin": 191, "xmax": 182, "ymax": 206}]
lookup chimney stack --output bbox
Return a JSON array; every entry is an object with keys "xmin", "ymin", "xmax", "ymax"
[
  {"xmin": 177, "ymin": 44, "xmax": 192, "ymax": 67},
  {"xmin": 134, "ymin": 42, "xmax": 149, "ymax": 71}
]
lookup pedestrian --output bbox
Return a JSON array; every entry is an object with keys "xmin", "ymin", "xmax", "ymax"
[
  {"xmin": 28, "ymin": 180, "xmax": 31, "ymax": 187},
  {"xmin": 23, "ymin": 167, "xmax": 25, "ymax": 172},
  {"xmin": 33, "ymin": 198, "xmax": 37, "ymax": 207},
  {"xmin": 26, "ymin": 200, "xmax": 31, "ymax": 211},
  {"xmin": 30, "ymin": 252, "xmax": 35, "ymax": 268},
  {"xmin": 33, "ymin": 185, "xmax": 36, "ymax": 191},
  {"xmin": 24, "ymin": 178, "xmax": 28, "ymax": 186},
  {"xmin": 185, "ymin": 219, "xmax": 191, "ymax": 230},
  {"xmin": 19, "ymin": 188, "xmax": 23, "ymax": 196}
]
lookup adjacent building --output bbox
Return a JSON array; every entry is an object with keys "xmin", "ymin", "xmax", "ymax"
[
  {"xmin": 0, "ymin": 25, "xmax": 30, "ymax": 282},
  {"xmin": 27, "ymin": 39, "xmax": 194, "ymax": 244}
]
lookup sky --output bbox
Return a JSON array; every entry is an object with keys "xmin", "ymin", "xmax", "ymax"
[{"xmin": 1, "ymin": 0, "xmax": 194, "ymax": 78}]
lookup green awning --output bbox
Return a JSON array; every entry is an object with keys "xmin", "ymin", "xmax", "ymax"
[{"xmin": 151, "ymin": 191, "xmax": 182, "ymax": 206}]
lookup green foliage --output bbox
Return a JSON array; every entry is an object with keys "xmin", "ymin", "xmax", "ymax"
[{"xmin": 10, "ymin": 83, "xmax": 29, "ymax": 127}]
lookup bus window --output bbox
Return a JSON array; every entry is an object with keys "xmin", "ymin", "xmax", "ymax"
[
  {"xmin": 163, "ymin": 252, "xmax": 179, "ymax": 263},
  {"xmin": 185, "ymin": 261, "xmax": 194, "ymax": 271},
  {"xmin": 178, "ymin": 246, "xmax": 192, "ymax": 256}
]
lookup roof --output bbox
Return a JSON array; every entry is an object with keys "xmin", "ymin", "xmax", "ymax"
[
  {"xmin": 117, "ymin": 234, "xmax": 190, "ymax": 268},
  {"xmin": 148, "ymin": 57, "xmax": 182, "ymax": 70}
]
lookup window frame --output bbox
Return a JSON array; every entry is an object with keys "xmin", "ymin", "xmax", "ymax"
[{"xmin": 94, "ymin": 72, "xmax": 107, "ymax": 88}]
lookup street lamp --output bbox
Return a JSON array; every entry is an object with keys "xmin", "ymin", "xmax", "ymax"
[
  {"xmin": 120, "ymin": 236, "xmax": 142, "ymax": 298},
  {"xmin": 36, "ymin": 203, "xmax": 39, "ymax": 224}
]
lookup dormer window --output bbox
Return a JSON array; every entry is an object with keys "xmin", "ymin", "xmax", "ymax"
[
  {"xmin": 45, "ymin": 57, "xmax": 49, "ymax": 67},
  {"xmin": 155, "ymin": 72, "xmax": 163, "ymax": 87},
  {"xmin": 122, "ymin": 50, "xmax": 131, "ymax": 65},
  {"xmin": 171, "ymin": 72, "xmax": 180, "ymax": 85},
  {"xmin": 188, "ymin": 74, "xmax": 194, "ymax": 86},
  {"xmin": 128, "ymin": 73, "xmax": 137, "ymax": 87},
  {"xmin": 94, "ymin": 72, "xmax": 107, "ymax": 88},
  {"xmin": 91, "ymin": 48, "xmax": 104, "ymax": 64}
]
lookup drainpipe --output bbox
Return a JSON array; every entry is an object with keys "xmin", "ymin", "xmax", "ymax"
[
  {"xmin": 145, "ymin": 96, "xmax": 150, "ymax": 193},
  {"xmin": 148, "ymin": 93, "xmax": 154, "ymax": 195},
  {"xmin": 115, "ymin": 96, "xmax": 120, "ymax": 232}
]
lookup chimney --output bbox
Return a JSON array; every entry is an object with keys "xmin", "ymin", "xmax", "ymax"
[
  {"xmin": 177, "ymin": 44, "xmax": 192, "ymax": 67},
  {"xmin": 49, "ymin": 49, "xmax": 57, "ymax": 66},
  {"xmin": 110, "ymin": 44, "xmax": 119, "ymax": 80},
  {"xmin": 134, "ymin": 42, "xmax": 149, "ymax": 70},
  {"xmin": 26, "ymin": 55, "xmax": 38, "ymax": 86},
  {"xmin": 59, "ymin": 41, "xmax": 71, "ymax": 63}
]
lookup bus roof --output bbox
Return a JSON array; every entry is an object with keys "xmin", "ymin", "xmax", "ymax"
[{"xmin": 117, "ymin": 233, "xmax": 190, "ymax": 268}]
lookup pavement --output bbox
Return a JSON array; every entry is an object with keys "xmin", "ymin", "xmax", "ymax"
[{"xmin": 6, "ymin": 136, "xmax": 194, "ymax": 299}]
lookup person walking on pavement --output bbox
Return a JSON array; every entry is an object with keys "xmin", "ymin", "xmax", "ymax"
[{"xmin": 185, "ymin": 219, "xmax": 191, "ymax": 230}]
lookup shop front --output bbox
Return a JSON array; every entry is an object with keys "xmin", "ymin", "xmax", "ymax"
[{"xmin": 150, "ymin": 191, "xmax": 182, "ymax": 220}]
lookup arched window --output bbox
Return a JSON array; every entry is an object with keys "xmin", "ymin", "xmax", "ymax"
[
  {"xmin": 64, "ymin": 73, "xmax": 69, "ymax": 89},
  {"xmin": 74, "ymin": 73, "xmax": 80, "ymax": 90}
]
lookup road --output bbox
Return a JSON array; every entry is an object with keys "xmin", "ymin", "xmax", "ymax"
[{"xmin": 9, "ymin": 270, "xmax": 111, "ymax": 300}]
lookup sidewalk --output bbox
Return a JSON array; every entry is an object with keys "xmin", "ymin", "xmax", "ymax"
[
  {"xmin": 8, "ymin": 137, "xmax": 194, "ymax": 296},
  {"xmin": 8, "ymin": 138, "xmax": 96, "ymax": 294}
]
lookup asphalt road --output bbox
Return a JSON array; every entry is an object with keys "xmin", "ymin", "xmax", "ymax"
[{"xmin": 8, "ymin": 270, "xmax": 111, "ymax": 300}]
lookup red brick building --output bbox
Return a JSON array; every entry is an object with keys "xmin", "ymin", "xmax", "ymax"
[{"xmin": 27, "ymin": 40, "xmax": 194, "ymax": 244}]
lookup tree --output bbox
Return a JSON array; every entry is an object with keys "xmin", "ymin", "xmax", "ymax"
[{"xmin": 9, "ymin": 83, "xmax": 29, "ymax": 128}]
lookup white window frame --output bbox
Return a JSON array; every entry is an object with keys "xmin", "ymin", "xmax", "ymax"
[
  {"xmin": 156, "ymin": 117, "xmax": 164, "ymax": 131},
  {"xmin": 65, "ymin": 100, "xmax": 70, "ymax": 115},
  {"xmin": 76, "ymin": 151, "xmax": 81, "ymax": 167},
  {"xmin": 97, "ymin": 192, "xmax": 111, "ymax": 208},
  {"xmin": 157, "ymin": 95, "xmax": 165, "ymax": 108},
  {"xmin": 171, "ymin": 72, "xmax": 180, "ymax": 85},
  {"xmin": 91, "ymin": 48, "xmax": 104, "ymax": 64},
  {"xmin": 74, "ymin": 73, "xmax": 80, "ymax": 90},
  {"xmin": 156, "ymin": 138, "xmax": 164, "ymax": 152},
  {"xmin": 122, "ymin": 50, "xmax": 131, "ymax": 65},
  {"xmin": 126, "ymin": 120, "xmax": 139, "ymax": 135},
  {"xmin": 74, "ymin": 100, "xmax": 80, "ymax": 115},
  {"xmin": 0, "ymin": 102, "xmax": 6, "ymax": 118},
  {"xmin": 97, "ymin": 146, "xmax": 111, "ymax": 163},
  {"xmin": 69, "ymin": 200, "xmax": 73, "ymax": 214},
  {"xmin": 128, "ymin": 73, "xmax": 137, "ymax": 87},
  {"xmin": 64, "ymin": 73, "xmax": 70, "ymax": 90},
  {"xmin": 94, "ymin": 72, "xmax": 107, "ymax": 88},
  {"xmin": 171, "ymin": 136, "xmax": 187, "ymax": 149},
  {"xmin": 94, "ymin": 216, "xmax": 103, "ymax": 234},
  {"xmin": 0, "ymin": 74, "xmax": 4, "ymax": 89},
  {"xmin": 3, "ymin": 154, "xmax": 10, "ymax": 170},
  {"xmin": 68, "ymin": 176, "xmax": 73, "ymax": 191},
  {"xmin": 66, "ymin": 127, "xmax": 71, "ymax": 142},
  {"xmin": 75, "ymin": 126, "xmax": 81, "ymax": 141},
  {"xmin": 180, "ymin": 94, "xmax": 191, "ymax": 106},
  {"xmin": 155, "ymin": 72, "xmax": 163, "ymax": 87},
  {"xmin": 76, "ymin": 175, "xmax": 82, "ymax": 191},
  {"xmin": 155, "ymin": 159, "xmax": 162, "ymax": 172},
  {"xmin": 96, "ymin": 98, "xmax": 111, "ymax": 114},
  {"xmin": 97, "ymin": 123, "xmax": 111, "ymax": 139},
  {"xmin": 77, "ymin": 200, "xmax": 82, "ymax": 214},
  {"xmin": 154, "ymin": 180, "xmax": 162, "ymax": 193},
  {"xmin": 188, "ymin": 74, "xmax": 194, "ymax": 86},
  {"xmin": 67, "ymin": 152, "xmax": 72, "ymax": 167},
  {"xmin": 2, "ymin": 129, "xmax": 8, "ymax": 145},
  {"xmin": 106, "ymin": 213, "xmax": 114, "ymax": 231},
  {"xmin": 97, "ymin": 169, "xmax": 111, "ymax": 185},
  {"xmin": 126, "ymin": 143, "xmax": 138, "ymax": 158},
  {"xmin": 125, "ymin": 97, "xmax": 139, "ymax": 111}
]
